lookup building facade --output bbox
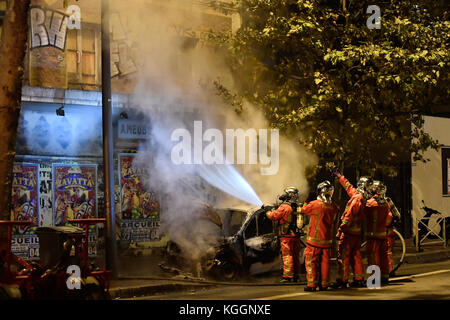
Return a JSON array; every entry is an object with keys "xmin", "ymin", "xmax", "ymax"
[
  {"xmin": 412, "ymin": 115, "xmax": 450, "ymax": 248},
  {"xmin": 1, "ymin": 0, "xmax": 234, "ymax": 260}
]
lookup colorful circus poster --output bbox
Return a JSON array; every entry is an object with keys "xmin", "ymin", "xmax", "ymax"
[
  {"xmin": 52, "ymin": 163, "xmax": 98, "ymax": 256},
  {"xmin": 119, "ymin": 154, "xmax": 161, "ymax": 242},
  {"xmin": 10, "ymin": 163, "xmax": 40, "ymax": 260}
]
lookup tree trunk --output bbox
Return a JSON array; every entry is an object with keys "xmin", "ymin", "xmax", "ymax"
[{"xmin": 0, "ymin": 0, "xmax": 31, "ymax": 227}]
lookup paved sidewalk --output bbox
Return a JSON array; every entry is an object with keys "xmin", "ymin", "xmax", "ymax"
[
  {"xmin": 109, "ymin": 239, "xmax": 450, "ymax": 300},
  {"xmin": 403, "ymin": 238, "xmax": 450, "ymax": 264},
  {"xmin": 109, "ymin": 278, "xmax": 217, "ymax": 300}
]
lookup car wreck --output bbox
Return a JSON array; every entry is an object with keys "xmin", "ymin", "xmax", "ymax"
[{"xmin": 161, "ymin": 204, "xmax": 307, "ymax": 281}]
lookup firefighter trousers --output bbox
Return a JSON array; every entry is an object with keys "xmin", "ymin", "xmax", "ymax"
[
  {"xmin": 386, "ymin": 236, "xmax": 395, "ymax": 272},
  {"xmin": 304, "ymin": 244, "xmax": 331, "ymax": 288},
  {"xmin": 336, "ymin": 234, "xmax": 364, "ymax": 283},
  {"xmin": 280, "ymin": 236, "xmax": 301, "ymax": 279},
  {"xmin": 366, "ymin": 238, "xmax": 390, "ymax": 280}
]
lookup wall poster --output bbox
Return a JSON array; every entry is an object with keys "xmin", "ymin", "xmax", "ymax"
[
  {"xmin": 52, "ymin": 163, "xmax": 98, "ymax": 256},
  {"xmin": 10, "ymin": 163, "xmax": 40, "ymax": 260},
  {"xmin": 118, "ymin": 153, "xmax": 161, "ymax": 243}
]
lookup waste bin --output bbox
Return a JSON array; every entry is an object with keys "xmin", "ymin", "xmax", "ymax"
[{"xmin": 36, "ymin": 226, "xmax": 84, "ymax": 269}]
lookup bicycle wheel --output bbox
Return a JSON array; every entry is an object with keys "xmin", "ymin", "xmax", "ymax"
[
  {"xmin": 360, "ymin": 229, "xmax": 406, "ymax": 276},
  {"xmin": 389, "ymin": 228, "xmax": 406, "ymax": 276}
]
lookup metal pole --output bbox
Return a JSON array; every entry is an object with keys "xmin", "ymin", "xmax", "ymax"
[{"xmin": 101, "ymin": 0, "xmax": 118, "ymax": 279}]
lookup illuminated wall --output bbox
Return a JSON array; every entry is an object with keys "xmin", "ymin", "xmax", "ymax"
[
  {"xmin": 411, "ymin": 116, "xmax": 450, "ymax": 235},
  {"xmin": 17, "ymin": 102, "xmax": 103, "ymax": 157}
]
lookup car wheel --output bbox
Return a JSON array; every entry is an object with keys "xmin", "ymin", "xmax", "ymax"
[{"xmin": 221, "ymin": 262, "xmax": 240, "ymax": 281}]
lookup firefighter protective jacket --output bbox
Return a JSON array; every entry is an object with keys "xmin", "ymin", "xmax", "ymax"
[
  {"xmin": 301, "ymin": 200, "xmax": 339, "ymax": 248},
  {"xmin": 338, "ymin": 176, "xmax": 364, "ymax": 236},
  {"xmin": 266, "ymin": 203, "xmax": 297, "ymax": 237},
  {"xmin": 364, "ymin": 198, "xmax": 393, "ymax": 239}
]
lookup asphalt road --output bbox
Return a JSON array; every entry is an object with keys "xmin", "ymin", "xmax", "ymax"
[{"xmin": 128, "ymin": 260, "xmax": 450, "ymax": 300}]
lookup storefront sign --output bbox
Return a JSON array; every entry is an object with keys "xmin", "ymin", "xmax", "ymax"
[
  {"xmin": 118, "ymin": 120, "xmax": 151, "ymax": 140},
  {"xmin": 118, "ymin": 154, "xmax": 161, "ymax": 242}
]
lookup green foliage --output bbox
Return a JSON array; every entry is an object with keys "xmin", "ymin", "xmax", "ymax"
[{"xmin": 209, "ymin": 0, "xmax": 449, "ymax": 176}]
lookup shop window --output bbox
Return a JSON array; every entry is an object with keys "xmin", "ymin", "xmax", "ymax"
[{"xmin": 66, "ymin": 23, "xmax": 101, "ymax": 90}]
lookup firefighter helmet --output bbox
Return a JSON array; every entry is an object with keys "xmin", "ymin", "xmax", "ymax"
[
  {"xmin": 280, "ymin": 186, "xmax": 299, "ymax": 203},
  {"xmin": 356, "ymin": 176, "xmax": 373, "ymax": 199},
  {"xmin": 371, "ymin": 180, "xmax": 386, "ymax": 195},
  {"xmin": 371, "ymin": 180, "xmax": 387, "ymax": 204},
  {"xmin": 316, "ymin": 180, "xmax": 334, "ymax": 204}
]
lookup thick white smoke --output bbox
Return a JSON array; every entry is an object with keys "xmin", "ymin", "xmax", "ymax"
[{"xmin": 111, "ymin": 0, "xmax": 317, "ymax": 261}]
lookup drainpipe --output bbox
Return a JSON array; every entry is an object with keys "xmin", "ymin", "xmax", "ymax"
[{"xmin": 101, "ymin": 0, "xmax": 118, "ymax": 279}]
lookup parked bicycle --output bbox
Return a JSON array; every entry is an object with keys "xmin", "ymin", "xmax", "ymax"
[{"xmin": 415, "ymin": 200, "xmax": 449, "ymax": 251}]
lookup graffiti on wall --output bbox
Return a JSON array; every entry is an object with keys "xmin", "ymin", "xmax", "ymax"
[
  {"xmin": 29, "ymin": 4, "xmax": 81, "ymax": 88},
  {"xmin": 30, "ymin": 5, "xmax": 81, "ymax": 50},
  {"xmin": 110, "ymin": 12, "xmax": 137, "ymax": 78},
  {"xmin": 30, "ymin": 6, "xmax": 68, "ymax": 50}
]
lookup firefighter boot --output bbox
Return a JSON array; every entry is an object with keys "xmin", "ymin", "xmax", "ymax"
[
  {"xmin": 280, "ymin": 278, "xmax": 292, "ymax": 283},
  {"xmin": 349, "ymin": 280, "xmax": 365, "ymax": 288},
  {"xmin": 304, "ymin": 286, "xmax": 316, "ymax": 292},
  {"xmin": 332, "ymin": 280, "xmax": 348, "ymax": 289}
]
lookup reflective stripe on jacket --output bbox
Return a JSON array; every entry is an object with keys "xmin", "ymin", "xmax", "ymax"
[
  {"xmin": 364, "ymin": 197, "xmax": 392, "ymax": 239},
  {"xmin": 301, "ymin": 200, "xmax": 339, "ymax": 248},
  {"xmin": 339, "ymin": 176, "xmax": 358, "ymax": 198},
  {"xmin": 266, "ymin": 203, "xmax": 296, "ymax": 236},
  {"xmin": 340, "ymin": 193, "xmax": 365, "ymax": 236}
]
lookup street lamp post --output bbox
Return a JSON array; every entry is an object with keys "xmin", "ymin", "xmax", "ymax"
[{"xmin": 101, "ymin": 0, "xmax": 118, "ymax": 279}]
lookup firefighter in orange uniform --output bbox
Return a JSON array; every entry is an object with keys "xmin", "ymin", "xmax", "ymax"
[
  {"xmin": 265, "ymin": 187, "xmax": 300, "ymax": 283},
  {"xmin": 300, "ymin": 181, "xmax": 339, "ymax": 291},
  {"xmin": 332, "ymin": 166, "xmax": 372, "ymax": 288},
  {"xmin": 365, "ymin": 181, "xmax": 393, "ymax": 284}
]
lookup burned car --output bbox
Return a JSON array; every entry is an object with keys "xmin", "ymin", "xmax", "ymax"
[
  {"xmin": 161, "ymin": 204, "xmax": 307, "ymax": 281},
  {"xmin": 201, "ymin": 205, "xmax": 307, "ymax": 280}
]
